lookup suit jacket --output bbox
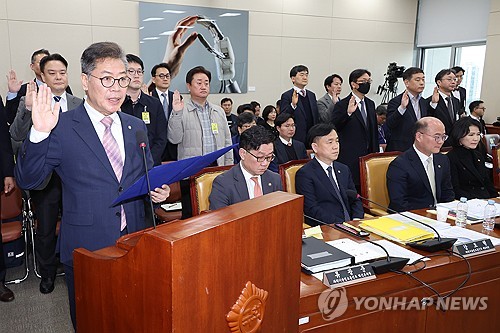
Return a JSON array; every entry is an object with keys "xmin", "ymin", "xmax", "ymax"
[
  {"xmin": 10, "ymin": 94, "xmax": 83, "ymax": 154},
  {"xmin": 269, "ymin": 138, "xmax": 308, "ymax": 173},
  {"xmin": 0, "ymin": 97, "xmax": 14, "ymax": 280},
  {"xmin": 209, "ymin": 164, "xmax": 282, "ymax": 210},
  {"xmin": 5, "ymin": 79, "xmax": 73, "ymax": 125},
  {"xmin": 15, "ymin": 104, "xmax": 153, "ymax": 266},
  {"xmin": 386, "ymin": 93, "xmax": 428, "ymax": 152},
  {"xmin": 231, "ymin": 134, "xmax": 240, "ymax": 164},
  {"xmin": 295, "ymin": 158, "xmax": 364, "ymax": 226},
  {"xmin": 316, "ymin": 93, "xmax": 336, "ymax": 123},
  {"xmin": 280, "ymin": 88, "xmax": 319, "ymax": 144},
  {"xmin": 447, "ymin": 146, "xmax": 498, "ymax": 200},
  {"xmin": 331, "ymin": 93, "xmax": 378, "ymax": 187},
  {"xmin": 151, "ymin": 89, "xmax": 177, "ymax": 161},
  {"xmin": 456, "ymin": 86, "xmax": 466, "ymax": 115},
  {"xmin": 426, "ymin": 94, "xmax": 461, "ymax": 146},
  {"xmin": 387, "ymin": 147, "xmax": 454, "ymax": 212},
  {"xmin": 121, "ymin": 93, "xmax": 167, "ymax": 166}
]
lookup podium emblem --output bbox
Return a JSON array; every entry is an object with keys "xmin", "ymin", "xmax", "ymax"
[{"xmin": 226, "ymin": 281, "xmax": 269, "ymax": 333}]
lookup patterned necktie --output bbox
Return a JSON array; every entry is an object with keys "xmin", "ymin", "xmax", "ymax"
[
  {"xmin": 327, "ymin": 166, "xmax": 351, "ymax": 222},
  {"xmin": 445, "ymin": 96, "xmax": 454, "ymax": 122},
  {"xmin": 299, "ymin": 89, "xmax": 306, "ymax": 97},
  {"xmin": 426, "ymin": 157, "xmax": 437, "ymax": 205},
  {"xmin": 359, "ymin": 100, "xmax": 368, "ymax": 126},
  {"xmin": 251, "ymin": 177, "xmax": 263, "ymax": 198},
  {"xmin": 101, "ymin": 116, "xmax": 126, "ymax": 231},
  {"xmin": 161, "ymin": 92, "xmax": 169, "ymax": 119},
  {"xmin": 53, "ymin": 96, "xmax": 62, "ymax": 113}
]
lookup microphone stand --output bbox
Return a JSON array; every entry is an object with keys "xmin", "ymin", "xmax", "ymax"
[
  {"xmin": 349, "ymin": 190, "xmax": 457, "ymax": 252},
  {"xmin": 140, "ymin": 143, "xmax": 157, "ymax": 229},
  {"xmin": 304, "ymin": 214, "xmax": 409, "ymax": 274}
]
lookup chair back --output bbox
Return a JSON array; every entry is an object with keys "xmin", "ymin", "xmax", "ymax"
[
  {"xmin": 279, "ymin": 159, "xmax": 310, "ymax": 194},
  {"xmin": 359, "ymin": 152, "xmax": 401, "ymax": 215},
  {"xmin": 493, "ymin": 145, "xmax": 500, "ymax": 191},
  {"xmin": 1, "ymin": 186, "xmax": 23, "ymax": 220},
  {"xmin": 484, "ymin": 134, "xmax": 500, "ymax": 156},
  {"xmin": 189, "ymin": 165, "xmax": 232, "ymax": 216}
]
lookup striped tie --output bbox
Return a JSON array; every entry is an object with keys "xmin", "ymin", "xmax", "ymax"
[{"xmin": 101, "ymin": 116, "xmax": 126, "ymax": 231}]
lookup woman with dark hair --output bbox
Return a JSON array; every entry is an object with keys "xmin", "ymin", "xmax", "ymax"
[
  {"xmin": 447, "ymin": 117, "xmax": 498, "ymax": 199},
  {"xmin": 260, "ymin": 105, "xmax": 279, "ymax": 139}
]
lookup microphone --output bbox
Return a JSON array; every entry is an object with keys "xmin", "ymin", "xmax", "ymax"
[
  {"xmin": 136, "ymin": 130, "xmax": 156, "ymax": 228},
  {"xmin": 346, "ymin": 190, "xmax": 456, "ymax": 252},
  {"xmin": 304, "ymin": 214, "xmax": 409, "ymax": 274}
]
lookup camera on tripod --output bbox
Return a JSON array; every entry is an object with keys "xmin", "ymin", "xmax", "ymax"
[{"xmin": 377, "ymin": 62, "xmax": 406, "ymax": 103}]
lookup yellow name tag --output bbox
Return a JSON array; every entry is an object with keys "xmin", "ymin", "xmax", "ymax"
[
  {"xmin": 142, "ymin": 111, "xmax": 150, "ymax": 124},
  {"xmin": 211, "ymin": 122, "xmax": 219, "ymax": 134}
]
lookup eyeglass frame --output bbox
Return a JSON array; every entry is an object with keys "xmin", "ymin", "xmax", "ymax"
[
  {"xmin": 88, "ymin": 74, "xmax": 131, "ymax": 88},
  {"xmin": 153, "ymin": 73, "xmax": 171, "ymax": 80},
  {"xmin": 419, "ymin": 132, "xmax": 449, "ymax": 143},
  {"xmin": 245, "ymin": 150, "xmax": 275, "ymax": 163},
  {"xmin": 127, "ymin": 69, "xmax": 144, "ymax": 76}
]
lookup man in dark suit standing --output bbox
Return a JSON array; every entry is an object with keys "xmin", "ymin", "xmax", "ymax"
[
  {"xmin": 15, "ymin": 42, "xmax": 171, "ymax": 328},
  {"xmin": 10, "ymin": 53, "xmax": 83, "ymax": 295},
  {"xmin": 0, "ymin": 97, "xmax": 16, "ymax": 302},
  {"xmin": 331, "ymin": 69, "xmax": 378, "ymax": 191},
  {"xmin": 387, "ymin": 117, "xmax": 454, "ymax": 212},
  {"xmin": 451, "ymin": 66, "xmax": 467, "ymax": 115},
  {"xmin": 280, "ymin": 65, "xmax": 319, "ymax": 145},
  {"xmin": 121, "ymin": 54, "xmax": 167, "ymax": 166},
  {"xmin": 296, "ymin": 123, "xmax": 363, "ymax": 226},
  {"xmin": 426, "ymin": 69, "xmax": 462, "ymax": 147},
  {"xmin": 269, "ymin": 112, "xmax": 308, "ymax": 173},
  {"xmin": 149, "ymin": 63, "xmax": 177, "ymax": 161},
  {"xmin": 209, "ymin": 126, "xmax": 282, "ymax": 210},
  {"xmin": 468, "ymin": 100, "xmax": 487, "ymax": 135},
  {"xmin": 386, "ymin": 67, "xmax": 428, "ymax": 152}
]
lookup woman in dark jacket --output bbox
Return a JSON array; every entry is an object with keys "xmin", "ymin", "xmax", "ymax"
[
  {"xmin": 447, "ymin": 117, "xmax": 498, "ymax": 199},
  {"xmin": 260, "ymin": 105, "xmax": 279, "ymax": 140}
]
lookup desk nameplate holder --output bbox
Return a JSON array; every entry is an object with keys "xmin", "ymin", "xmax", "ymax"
[
  {"xmin": 323, "ymin": 263, "xmax": 376, "ymax": 288},
  {"xmin": 453, "ymin": 238, "xmax": 495, "ymax": 258}
]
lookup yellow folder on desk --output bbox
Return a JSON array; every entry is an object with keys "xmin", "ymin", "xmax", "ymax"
[{"xmin": 359, "ymin": 217, "xmax": 434, "ymax": 244}]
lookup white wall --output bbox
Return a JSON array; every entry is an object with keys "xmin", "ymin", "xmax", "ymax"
[{"xmin": 0, "ymin": 0, "xmax": 418, "ymax": 108}]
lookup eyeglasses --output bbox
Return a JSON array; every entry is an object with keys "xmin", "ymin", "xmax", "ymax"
[
  {"xmin": 281, "ymin": 124, "xmax": 296, "ymax": 128},
  {"xmin": 127, "ymin": 69, "xmax": 144, "ymax": 76},
  {"xmin": 419, "ymin": 132, "xmax": 449, "ymax": 143},
  {"xmin": 245, "ymin": 150, "xmax": 275, "ymax": 163},
  {"xmin": 154, "ymin": 73, "xmax": 171, "ymax": 80},
  {"xmin": 356, "ymin": 79, "xmax": 372, "ymax": 84},
  {"xmin": 476, "ymin": 107, "xmax": 486, "ymax": 110},
  {"xmin": 89, "ymin": 74, "xmax": 130, "ymax": 88}
]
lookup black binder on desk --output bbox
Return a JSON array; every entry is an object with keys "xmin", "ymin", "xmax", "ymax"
[{"xmin": 301, "ymin": 237, "xmax": 355, "ymax": 274}]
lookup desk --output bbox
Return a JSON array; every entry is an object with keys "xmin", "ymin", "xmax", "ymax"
[
  {"xmin": 299, "ymin": 210, "xmax": 500, "ymax": 332},
  {"xmin": 486, "ymin": 124, "xmax": 500, "ymax": 135}
]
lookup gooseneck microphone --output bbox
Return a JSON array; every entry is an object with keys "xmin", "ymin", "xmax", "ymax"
[
  {"xmin": 304, "ymin": 214, "xmax": 409, "ymax": 274},
  {"xmin": 346, "ymin": 190, "xmax": 457, "ymax": 252},
  {"xmin": 136, "ymin": 130, "xmax": 157, "ymax": 228}
]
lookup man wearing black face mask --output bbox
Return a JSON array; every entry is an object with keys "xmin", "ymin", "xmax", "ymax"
[{"xmin": 331, "ymin": 68, "xmax": 378, "ymax": 191}]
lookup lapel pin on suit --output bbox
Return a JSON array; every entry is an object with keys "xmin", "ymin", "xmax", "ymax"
[
  {"xmin": 268, "ymin": 183, "xmax": 272, "ymax": 187},
  {"xmin": 337, "ymin": 170, "xmax": 341, "ymax": 174},
  {"xmin": 437, "ymin": 164, "xmax": 441, "ymax": 168},
  {"xmin": 128, "ymin": 125, "xmax": 132, "ymax": 130}
]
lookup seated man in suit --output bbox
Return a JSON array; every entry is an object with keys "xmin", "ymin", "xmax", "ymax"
[
  {"xmin": 387, "ymin": 117, "xmax": 454, "ymax": 212},
  {"xmin": 269, "ymin": 112, "xmax": 308, "ymax": 172},
  {"xmin": 295, "ymin": 123, "xmax": 364, "ymax": 226},
  {"xmin": 209, "ymin": 126, "xmax": 282, "ymax": 210},
  {"xmin": 232, "ymin": 112, "xmax": 257, "ymax": 164}
]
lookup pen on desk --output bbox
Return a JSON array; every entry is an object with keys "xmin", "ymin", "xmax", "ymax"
[{"xmin": 343, "ymin": 222, "xmax": 361, "ymax": 232}]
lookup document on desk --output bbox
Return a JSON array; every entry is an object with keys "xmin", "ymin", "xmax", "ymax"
[
  {"xmin": 385, "ymin": 212, "xmax": 451, "ymax": 233},
  {"xmin": 437, "ymin": 199, "xmax": 500, "ymax": 220},
  {"xmin": 438, "ymin": 226, "xmax": 500, "ymax": 246},
  {"xmin": 359, "ymin": 217, "xmax": 434, "ymax": 244},
  {"xmin": 326, "ymin": 238, "xmax": 385, "ymax": 264},
  {"xmin": 369, "ymin": 240, "xmax": 426, "ymax": 264}
]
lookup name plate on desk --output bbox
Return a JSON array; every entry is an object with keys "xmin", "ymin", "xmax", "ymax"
[
  {"xmin": 323, "ymin": 263, "xmax": 376, "ymax": 288},
  {"xmin": 453, "ymin": 239, "xmax": 495, "ymax": 257}
]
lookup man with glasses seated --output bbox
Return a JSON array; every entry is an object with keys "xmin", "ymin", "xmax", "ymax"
[
  {"xmin": 121, "ymin": 54, "xmax": 167, "ymax": 166},
  {"xmin": 209, "ymin": 126, "xmax": 282, "ymax": 210},
  {"xmin": 387, "ymin": 117, "xmax": 454, "ymax": 212},
  {"xmin": 427, "ymin": 69, "xmax": 462, "ymax": 147}
]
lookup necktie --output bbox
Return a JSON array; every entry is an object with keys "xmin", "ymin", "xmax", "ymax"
[
  {"xmin": 413, "ymin": 96, "xmax": 421, "ymax": 119},
  {"xmin": 299, "ymin": 89, "xmax": 306, "ymax": 97},
  {"xmin": 445, "ymin": 96, "xmax": 454, "ymax": 122},
  {"xmin": 426, "ymin": 157, "xmax": 437, "ymax": 205},
  {"xmin": 101, "ymin": 116, "xmax": 126, "ymax": 231},
  {"xmin": 161, "ymin": 92, "xmax": 169, "ymax": 119},
  {"xmin": 287, "ymin": 142, "xmax": 292, "ymax": 147},
  {"xmin": 53, "ymin": 96, "xmax": 62, "ymax": 113},
  {"xmin": 251, "ymin": 177, "xmax": 263, "ymax": 198},
  {"xmin": 359, "ymin": 100, "xmax": 367, "ymax": 126},
  {"xmin": 327, "ymin": 166, "xmax": 351, "ymax": 222}
]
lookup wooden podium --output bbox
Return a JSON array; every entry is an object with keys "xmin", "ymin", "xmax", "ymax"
[{"xmin": 74, "ymin": 192, "xmax": 303, "ymax": 332}]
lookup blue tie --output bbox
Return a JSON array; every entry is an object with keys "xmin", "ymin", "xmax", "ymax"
[
  {"xmin": 327, "ymin": 166, "xmax": 351, "ymax": 222},
  {"xmin": 53, "ymin": 96, "xmax": 62, "ymax": 113},
  {"xmin": 161, "ymin": 92, "xmax": 169, "ymax": 119}
]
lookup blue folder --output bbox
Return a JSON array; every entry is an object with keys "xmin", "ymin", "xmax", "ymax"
[{"xmin": 113, "ymin": 144, "xmax": 237, "ymax": 205}]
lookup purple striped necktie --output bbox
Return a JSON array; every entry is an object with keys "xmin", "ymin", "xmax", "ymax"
[{"xmin": 101, "ymin": 116, "xmax": 126, "ymax": 231}]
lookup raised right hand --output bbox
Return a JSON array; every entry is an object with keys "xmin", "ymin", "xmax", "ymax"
[
  {"xmin": 172, "ymin": 90, "xmax": 184, "ymax": 112},
  {"xmin": 292, "ymin": 89, "xmax": 299, "ymax": 107},
  {"xmin": 347, "ymin": 95, "xmax": 357, "ymax": 115},
  {"xmin": 400, "ymin": 90, "xmax": 409, "ymax": 109},
  {"xmin": 31, "ymin": 85, "xmax": 60, "ymax": 133},
  {"xmin": 6, "ymin": 69, "xmax": 23, "ymax": 94},
  {"xmin": 431, "ymin": 87, "xmax": 440, "ymax": 104},
  {"xmin": 24, "ymin": 81, "xmax": 37, "ymax": 110}
]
